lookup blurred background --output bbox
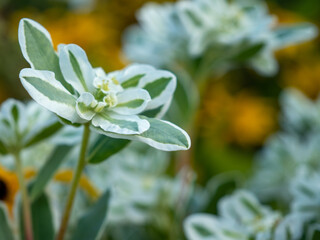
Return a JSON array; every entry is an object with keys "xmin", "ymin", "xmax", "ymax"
[{"xmin": 0, "ymin": 0, "xmax": 319, "ymax": 183}]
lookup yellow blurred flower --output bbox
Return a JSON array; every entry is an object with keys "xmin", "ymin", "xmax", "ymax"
[
  {"xmin": 0, "ymin": 165, "xmax": 19, "ymax": 215},
  {"xmin": 199, "ymin": 83, "xmax": 276, "ymax": 147},
  {"xmin": 54, "ymin": 169, "xmax": 100, "ymax": 200},
  {"xmin": 228, "ymin": 93, "xmax": 276, "ymax": 147},
  {"xmin": 25, "ymin": 168, "xmax": 100, "ymax": 200}
]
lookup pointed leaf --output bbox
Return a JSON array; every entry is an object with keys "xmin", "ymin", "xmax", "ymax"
[
  {"xmin": 18, "ymin": 18, "xmax": 74, "ymax": 93},
  {"xmin": 71, "ymin": 189, "xmax": 111, "ymax": 240},
  {"xmin": 0, "ymin": 204, "xmax": 14, "ymax": 240}
]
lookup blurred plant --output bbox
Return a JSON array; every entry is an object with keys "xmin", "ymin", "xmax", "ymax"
[
  {"xmin": 0, "ymin": 99, "xmax": 63, "ymax": 240},
  {"xmin": 250, "ymin": 89, "xmax": 320, "ymax": 204},
  {"xmin": 124, "ymin": 0, "xmax": 317, "ymax": 85},
  {"xmin": 123, "ymin": 0, "xmax": 318, "ymax": 177},
  {"xmin": 86, "ymin": 144, "xmax": 205, "ymax": 239},
  {"xmin": 184, "ymin": 190, "xmax": 304, "ymax": 240}
]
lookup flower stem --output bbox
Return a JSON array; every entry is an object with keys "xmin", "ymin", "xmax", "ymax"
[
  {"xmin": 56, "ymin": 123, "xmax": 91, "ymax": 240},
  {"xmin": 14, "ymin": 151, "xmax": 34, "ymax": 240}
]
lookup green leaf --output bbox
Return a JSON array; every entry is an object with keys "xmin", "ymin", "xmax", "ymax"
[
  {"xmin": 88, "ymin": 135, "xmax": 129, "ymax": 164},
  {"xmin": 24, "ymin": 120, "xmax": 63, "ymax": 147},
  {"xmin": 20, "ymin": 192, "xmax": 55, "ymax": 240},
  {"xmin": 18, "ymin": 18, "xmax": 74, "ymax": 93},
  {"xmin": 71, "ymin": 189, "xmax": 111, "ymax": 240},
  {"xmin": 30, "ymin": 145, "xmax": 71, "ymax": 201},
  {"xmin": 0, "ymin": 204, "xmax": 14, "ymax": 240}
]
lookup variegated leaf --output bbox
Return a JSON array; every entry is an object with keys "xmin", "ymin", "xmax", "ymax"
[
  {"xmin": 18, "ymin": 18, "xmax": 74, "ymax": 93},
  {"xmin": 184, "ymin": 214, "xmax": 247, "ymax": 240},
  {"xmin": 92, "ymin": 111, "xmax": 150, "ymax": 135},
  {"xmin": 110, "ymin": 64, "xmax": 176, "ymax": 111},
  {"xmin": 94, "ymin": 117, "xmax": 190, "ymax": 151},
  {"xmin": 19, "ymin": 68, "xmax": 83, "ymax": 123},
  {"xmin": 112, "ymin": 88, "xmax": 150, "ymax": 115},
  {"xmin": 58, "ymin": 44, "xmax": 95, "ymax": 94}
]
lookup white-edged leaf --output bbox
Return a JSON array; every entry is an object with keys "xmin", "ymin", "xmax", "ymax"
[
  {"xmin": 139, "ymin": 69, "xmax": 176, "ymax": 110},
  {"xmin": 112, "ymin": 88, "xmax": 150, "ymax": 115},
  {"xmin": 94, "ymin": 117, "xmax": 190, "ymax": 151},
  {"xmin": 58, "ymin": 44, "xmax": 95, "ymax": 93},
  {"xmin": 92, "ymin": 111, "xmax": 150, "ymax": 135},
  {"xmin": 18, "ymin": 18, "xmax": 74, "ymax": 93},
  {"xmin": 184, "ymin": 214, "xmax": 247, "ymax": 240},
  {"xmin": 113, "ymin": 64, "xmax": 155, "ymax": 89},
  {"xmin": 19, "ymin": 68, "xmax": 83, "ymax": 124},
  {"xmin": 273, "ymin": 23, "xmax": 318, "ymax": 49}
]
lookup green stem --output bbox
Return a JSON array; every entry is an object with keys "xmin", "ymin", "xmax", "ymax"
[
  {"xmin": 14, "ymin": 151, "xmax": 34, "ymax": 240},
  {"xmin": 56, "ymin": 123, "xmax": 91, "ymax": 240}
]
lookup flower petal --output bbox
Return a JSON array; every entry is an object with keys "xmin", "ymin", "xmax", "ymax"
[
  {"xmin": 92, "ymin": 112, "xmax": 150, "ymax": 135},
  {"xmin": 19, "ymin": 68, "xmax": 83, "ymax": 123},
  {"xmin": 76, "ymin": 92, "xmax": 98, "ymax": 121},
  {"xmin": 58, "ymin": 44, "xmax": 95, "ymax": 93},
  {"xmin": 94, "ymin": 117, "xmax": 191, "ymax": 151},
  {"xmin": 112, "ymin": 89, "xmax": 150, "ymax": 115}
]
